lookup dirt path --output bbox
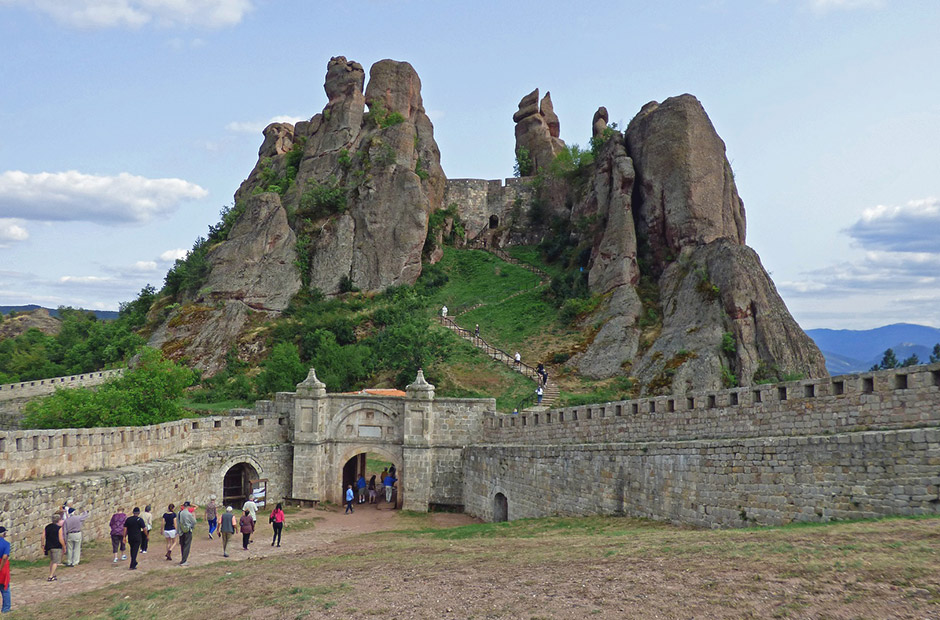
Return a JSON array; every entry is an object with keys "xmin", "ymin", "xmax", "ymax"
[{"xmin": 12, "ymin": 503, "xmax": 477, "ymax": 611}]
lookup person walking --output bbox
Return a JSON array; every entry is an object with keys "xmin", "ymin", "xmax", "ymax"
[
  {"xmin": 356, "ymin": 474, "xmax": 367, "ymax": 504},
  {"xmin": 475, "ymin": 324, "xmax": 480, "ymax": 339},
  {"xmin": 140, "ymin": 505, "xmax": 153, "ymax": 554},
  {"xmin": 242, "ymin": 494, "xmax": 258, "ymax": 543},
  {"xmin": 162, "ymin": 504, "xmax": 177, "ymax": 561},
  {"xmin": 441, "ymin": 305, "xmax": 448, "ymax": 319},
  {"xmin": 239, "ymin": 510, "xmax": 254, "ymax": 550},
  {"xmin": 345, "ymin": 485, "xmax": 355, "ymax": 514},
  {"xmin": 219, "ymin": 506, "xmax": 236, "ymax": 557},
  {"xmin": 109, "ymin": 507, "xmax": 127, "ymax": 563},
  {"xmin": 269, "ymin": 503, "xmax": 285, "ymax": 547},
  {"xmin": 41, "ymin": 514, "xmax": 64, "ymax": 581},
  {"xmin": 514, "ymin": 351, "xmax": 521, "ymax": 367},
  {"xmin": 536, "ymin": 385, "xmax": 544, "ymax": 405},
  {"xmin": 383, "ymin": 471, "xmax": 396, "ymax": 505},
  {"xmin": 62, "ymin": 506, "xmax": 90, "ymax": 567},
  {"xmin": 205, "ymin": 495, "xmax": 218, "ymax": 540},
  {"xmin": 177, "ymin": 501, "xmax": 196, "ymax": 566},
  {"xmin": 123, "ymin": 508, "xmax": 146, "ymax": 570},
  {"xmin": 368, "ymin": 475, "xmax": 377, "ymax": 505},
  {"xmin": 0, "ymin": 526, "xmax": 10, "ymax": 614}
]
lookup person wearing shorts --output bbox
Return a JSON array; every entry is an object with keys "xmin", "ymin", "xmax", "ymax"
[
  {"xmin": 162, "ymin": 504, "xmax": 178, "ymax": 561},
  {"xmin": 42, "ymin": 514, "xmax": 65, "ymax": 581}
]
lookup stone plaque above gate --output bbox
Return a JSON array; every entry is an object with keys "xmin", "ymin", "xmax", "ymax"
[{"xmin": 358, "ymin": 425, "xmax": 382, "ymax": 438}]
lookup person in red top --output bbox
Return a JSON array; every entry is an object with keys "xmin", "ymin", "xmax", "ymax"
[
  {"xmin": 269, "ymin": 503, "xmax": 285, "ymax": 547},
  {"xmin": 0, "ymin": 526, "xmax": 11, "ymax": 613}
]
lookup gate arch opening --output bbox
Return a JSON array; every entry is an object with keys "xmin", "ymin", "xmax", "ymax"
[
  {"xmin": 493, "ymin": 492, "xmax": 508, "ymax": 522},
  {"xmin": 341, "ymin": 451, "xmax": 401, "ymax": 509},
  {"xmin": 223, "ymin": 462, "xmax": 258, "ymax": 508},
  {"xmin": 489, "ymin": 214, "xmax": 499, "ymax": 229}
]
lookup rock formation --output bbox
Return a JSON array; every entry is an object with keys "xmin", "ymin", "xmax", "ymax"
[
  {"xmin": 150, "ymin": 56, "xmax": 445, "ymax": 374},
  {"xmin": 561, "ymin": 94, "xmax": 826, "ymax": 392},
  {"xmin": 513, "ymin": 89, "xmax": 566, "ymax": 173},
  {"xmin": 0, "ymin": 308, "xmax": 61, "ymax": 341}
]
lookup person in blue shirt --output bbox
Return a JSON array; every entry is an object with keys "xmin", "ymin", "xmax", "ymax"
[
  {"xmin": 345, "ymin": 485, "xmax": 355, "ymax": 514},
  {"xmin": 356, "ymin": 474, "xmax": 367, "ymax": 504},
  {"xmin": 383, "ymin": 472, "xmax": 397, "ymax": 505}
]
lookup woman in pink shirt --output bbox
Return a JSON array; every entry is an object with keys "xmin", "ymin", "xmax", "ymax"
[{"xmin": 269, "ymin": 503, "xmax": 285, "ymax": 547}]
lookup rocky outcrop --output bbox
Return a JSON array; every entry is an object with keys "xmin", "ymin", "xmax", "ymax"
[
  {"xmin": 626, "ymin": 95, "xmax": 746, "ymax": 275},
  {"xmin": 513, "ymin": 89, "xmax": 566, "ymax": 173},
  {"xmin": 151, "ymin": 56, "xmax": 446, "ymax": 374},
  {"xmin": 148, "ymin": 192, "xmax": 300, "ymax": 374},
  {"xmin": 0, "ymin": 308, "xmax": 60, "ymax": 341},
  {"xmin": 559, "ymin": 95, "xmax": 824, "ymax": 390}
]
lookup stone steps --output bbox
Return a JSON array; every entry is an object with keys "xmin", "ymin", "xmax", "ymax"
[{"xmin": 439, "ymin": 317, "xmax": 558, "ymax": 410}]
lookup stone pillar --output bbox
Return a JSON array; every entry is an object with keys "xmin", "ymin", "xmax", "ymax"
[
  {"xmin": 402, "ymin": 370, "xmax": 435, "ymax": 511},
  {"xmin": 291, "ymin": 368, "xmax": 329, "ymax": 501}
]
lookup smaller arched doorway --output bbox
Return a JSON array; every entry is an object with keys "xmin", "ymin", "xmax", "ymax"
[
  {"xmin": 341, "ymin": 451, "xmax": 401, "ymax": 509},
  {"xmin": 223, "ymin": 462, "xmax": 259, "ymax": 508},
  {"xmin": 489, "ymin": 214, "xmax": 499, "ymax": 229},
  {"xmin": 493, "ymin": 492, "xmax": 508, "ymax": 522}
]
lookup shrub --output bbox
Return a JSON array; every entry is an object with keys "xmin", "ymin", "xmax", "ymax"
[
  {"xmin": 721, "ymin": 332, "xmax": 737, "ymax": 355},
  {"xmin": 513, "ymin": 146, "xmax": 533, "ymax": 177},
  {"xmin": 298, "ymin": 177, "xmax": 347, "ymax": 219}
]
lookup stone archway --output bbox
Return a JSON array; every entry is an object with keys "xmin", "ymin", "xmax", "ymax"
[
  {"xmin": 489, "ymin": 214, "xmax": 499, "ymax": 229},
  {"xmin": 220, "ymin": 458, "xmax": 262, "ymax": 508},
  {"xmin": 493, "ymin": 492, "xmax": 509, "ymax": 522},
  {"xmin": 337, "ymin": 444, "xmax": 403, "ymax": 508}
]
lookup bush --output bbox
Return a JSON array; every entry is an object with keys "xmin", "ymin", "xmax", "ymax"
[
  {"xmin": 298, "ymin": 177, "xmax": 347, "ymax": 219},
  {"xmin": 254, "ymin": 342, "xmax": 308, "ymax": 396},
  {"xmin": 21, "ymin": 347, "xmax": 196, "ymax": 428},
  {"xmin": 513, "ymin": 146, "xmax": 533, "ymax": 177}
]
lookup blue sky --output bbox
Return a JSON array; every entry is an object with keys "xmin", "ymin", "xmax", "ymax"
[{"xmin": 0, "ymin": 0, "xmax": 938, "ymax": 329}]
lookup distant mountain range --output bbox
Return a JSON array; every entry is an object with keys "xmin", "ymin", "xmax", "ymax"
[
  {"xmin": 0, "ymin": 305, "xmax": 120, "ymax": 320},
  {"xmin": 806, "ymin": 323, "xmax": 940, "ymax": 375}
]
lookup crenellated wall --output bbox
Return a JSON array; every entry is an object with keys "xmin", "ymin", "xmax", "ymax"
[
  {"xmin": 444, "ymin": 177, "xmax": 533, "ymax": 241},
  {"xmin": 0, "ymin": 408, "xmax": 291, "ymax": 483},
  {"xmin": 464, "ymin": 363, "xmax": 940, "ymax": 527},
  {"xmin": 0, "ymin": 369, "xmax": 124, "ymax": 401}
]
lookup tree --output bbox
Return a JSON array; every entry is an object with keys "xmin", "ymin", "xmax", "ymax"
[
  {"xmin": 900, "ymin": 354, "xmax": 920, "ymax": 367},
  {"xmin": 871, "ymin": 348, "xmax": 900, "ymax": 371},
  {"xmin": 931, "ymin": 343, "xmax": 940, "ymax": 364},
  {"xmin": 254, "ymin": 342, "xmax": 307, "ymax": 396}
]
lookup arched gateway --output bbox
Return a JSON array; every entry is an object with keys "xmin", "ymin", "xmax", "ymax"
[{"xmin": 289, "ymin": 369, "xmax": 491, "ymax": 512}]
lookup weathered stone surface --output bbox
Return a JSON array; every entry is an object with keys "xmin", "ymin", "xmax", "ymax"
[
  {"xmin": 626, "ymin": 94, "xmax": 746, "ymax": 274},
  {"xmin": 592, "ymin": 106, "xmax": 609, "ymax": 138},
  {"xmin": 513, "ymin": 89, "xmax": 566, "ymax": 173},
  {"xmin": 631, "ymin": 240, "xmax": 827, "ymax": 394},
  {"xmin": 234, "ymin": 123, "xmax": 295, "ymax": 204},
  {"xmin": 148, "ymin": 192, "xmax": 299, "ymax": 374},
  {"xmin": 202, "ymin": 192, "xmax": 300, "ymax": 310}
]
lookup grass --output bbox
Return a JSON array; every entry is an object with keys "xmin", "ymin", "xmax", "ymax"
[
  {"xmin": 431, "ymin": 327, "xmax": 536, "ymax": 411},
  {"xmin": 14, "ymin": 513, "xmax": 940, "ymax": 619},
  {"xmin": 424, "ymin": 247, "xmax": 542, "ymax": 314}
]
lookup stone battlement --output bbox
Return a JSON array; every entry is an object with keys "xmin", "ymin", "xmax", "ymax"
[
  {"xmin": 0, "ymin": 368, "xmax": 124, "ymax": 401},
  {"xmin": 483, "ymin": 363, "xmax": 940, "ymax": 444}
]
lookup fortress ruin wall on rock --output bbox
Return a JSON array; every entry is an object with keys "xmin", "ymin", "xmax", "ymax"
[{"xmin": 2, "ymin": 364, "xmax": 940, "ymax": 559}]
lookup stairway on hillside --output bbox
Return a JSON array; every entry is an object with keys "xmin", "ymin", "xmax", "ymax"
[{"xmin": 438, "ymin": 316, "xmax": 559, "ymax": 411}]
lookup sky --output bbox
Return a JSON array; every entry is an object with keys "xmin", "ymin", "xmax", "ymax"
[{"xmin": 0, "ymin": 0, "xmax": 938, "ymax": 330}]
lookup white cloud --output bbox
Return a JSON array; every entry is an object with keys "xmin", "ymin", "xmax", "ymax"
[
  {"xmin": 0, "ymin": 218, "xmax": 29, "ymax": 247},
  {"xmin": 810, "ymin": 0, "xmax": 884, "ymax": 12},
  {"xmin": 0, "ymin": 0, "xmax": 253, "ymax": 29},
  {"xmin": 160, "ymin": 248, "xmax": 188, "ymax": 261},
  {"xmin": 844, "ymin": 197, "xmax": 940, "ymax": 253},
  {"xmin": 226, "ymin": 115, "xmax": 307, "ymax": 135},
  {"xmin": 131, "ymin": 260, "xmax": 159, "ymax": 272},
  {"xmin": 0, "ymin": 170, "xmax": 208, "ymax": 225}
]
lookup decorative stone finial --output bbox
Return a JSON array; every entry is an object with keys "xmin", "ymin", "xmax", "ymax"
[
  {"xmin": 406, "ymin": 369, "xmax": 435, "ymax": 399},
  {"xmin": 296, "ymin": 367, "xmax": 327, "ymax": 397}
]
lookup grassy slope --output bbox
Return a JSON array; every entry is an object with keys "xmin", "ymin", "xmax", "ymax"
[{"xmin": 16, "ymin": 514, "xmax": 940, "ymax": 619}]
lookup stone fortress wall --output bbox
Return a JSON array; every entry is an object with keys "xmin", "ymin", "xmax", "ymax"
[
  {"xmin": 443, "ymin": 177, "xmax": 533, "ymax": 241},
  {"xmin": 464, "ymin": 363, "xmax": 940, "ymax": 527},
  {"xmin": 0, "ymin": 368, "xmax": 124, "ymax": 401},
  {"xmin": 3, "ymin": 363, "xmax": 940, "ymax": 559}
]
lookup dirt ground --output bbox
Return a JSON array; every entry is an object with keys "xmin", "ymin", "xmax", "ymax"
[
  {"xmin": 7, "ymin": 509, "xmax": 940, "ymax": 619},
  {"xmin": 10, "ymin": 501, "xmax": 474, "ymax": 612}
]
